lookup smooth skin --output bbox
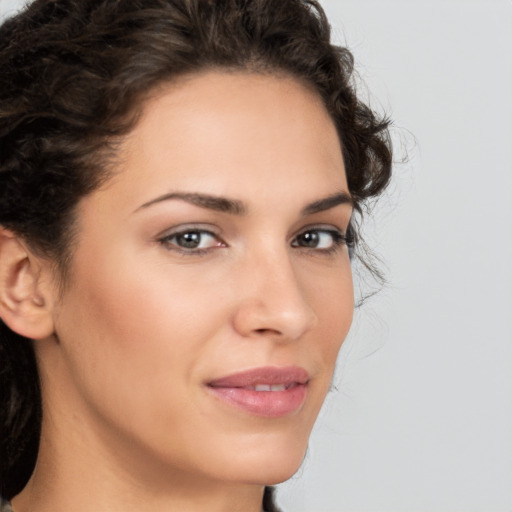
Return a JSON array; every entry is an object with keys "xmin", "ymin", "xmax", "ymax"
[{"xmin": 1, "ymin": 71, "xmax": 354, "ymax": 512}]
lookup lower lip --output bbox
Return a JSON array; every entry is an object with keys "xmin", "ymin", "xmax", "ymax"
[{"xmin": 207, "ymin": 384, "xmax": 307, "ymax": 418}]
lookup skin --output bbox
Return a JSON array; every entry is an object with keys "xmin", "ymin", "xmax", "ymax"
[{"xmin": 10, "ymin": 71, "xmax": 354, "ymax": 512}]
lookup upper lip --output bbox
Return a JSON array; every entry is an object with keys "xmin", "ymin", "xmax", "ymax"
[{"xmin": 207, "ymin": 366, "xmax": 310, "ymax": 388}]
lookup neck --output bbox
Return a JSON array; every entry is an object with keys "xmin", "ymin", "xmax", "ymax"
[
  {"xmin": 13, "ymin": 454, "xmax": 266, "ymax": 512},
  {"xmin": 12, "ymin": 398, "xmax": 265, "ymax": 512}
]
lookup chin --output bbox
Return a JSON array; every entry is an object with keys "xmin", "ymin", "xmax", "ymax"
[
  {"xmin": 219, "ymin": 436, "xmax": 310, "ymax": 486},
  {"xmin": 258, "ymin": 461, "xmax": 306, "ymax": 486},
  {"xmin": 198, "ymin": 402, "xmax": 321, "ymax": 486},
  {"xmin": 227, "ymin": 460, "xmax": 306, "ymax": 487}
]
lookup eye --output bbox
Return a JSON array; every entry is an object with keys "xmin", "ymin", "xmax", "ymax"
[
  {"xmin": 291, "ymin": 228, "xmax": 347, "ymax": 251},
  {"xmin": 159, "ymin": 229, "xmax": 224, "ymax": 252}
]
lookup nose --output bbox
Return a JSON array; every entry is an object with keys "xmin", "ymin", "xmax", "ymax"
[{"xmin": 231, "ymin": 252, "xmax": 318, "ymax": 341}]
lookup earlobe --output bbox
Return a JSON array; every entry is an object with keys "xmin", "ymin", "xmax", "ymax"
[{"xmin": 0, "ymin": 228, "xmax": 55, "ymax": 340}]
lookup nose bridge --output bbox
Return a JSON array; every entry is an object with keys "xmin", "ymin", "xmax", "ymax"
[{"xmin": 233, "ymin": 243, "xmax": 317, "ymax": 340}]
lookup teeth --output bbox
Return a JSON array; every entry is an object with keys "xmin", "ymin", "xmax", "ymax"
[{"xmin": 254, "ymin": 384, "xmax": 286, "ymax": 392}]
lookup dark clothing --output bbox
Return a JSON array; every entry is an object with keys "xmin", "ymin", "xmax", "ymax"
[{"xmin": 0, "ymin": 497, "xmax": 13, "ymax": 512}]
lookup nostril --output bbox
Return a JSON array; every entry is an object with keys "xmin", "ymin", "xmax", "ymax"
[{"xmin": 254, "ymin": 327, "xmax": 281, "ymax": 335}]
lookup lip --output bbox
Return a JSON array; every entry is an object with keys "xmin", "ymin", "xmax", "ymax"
[{"xmin": 206, "ymin": 366, "xmax": 309, "ymax": 418}]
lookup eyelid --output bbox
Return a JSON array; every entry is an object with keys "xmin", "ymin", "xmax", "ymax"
[
  {"xmin": 156, "ymin": 224, "xmax": 226, "ymax": 254},
  {"xmin": 156, "ymin": 222, "xmax": 221, "ymax": 239},
  {"xmin": 291, "ymin": 223, "xmax": 353, "ymax": 253},
  {"xmin": 293, "ymin": 223, "xmax": 347, "ymax": 238}
]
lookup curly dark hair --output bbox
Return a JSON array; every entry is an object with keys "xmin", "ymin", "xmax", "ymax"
[{"xmin": 0, "ymin": 0, "xmax": 392, "ymax": 506}]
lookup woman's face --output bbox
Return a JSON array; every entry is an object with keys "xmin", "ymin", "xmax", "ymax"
[{"xmin": 42, "ymin": 71, "xmax": 354, "ymax": 488}]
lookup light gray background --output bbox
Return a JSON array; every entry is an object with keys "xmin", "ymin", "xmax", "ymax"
[
  {"xmin": 278, "ymin": 2, "xmax": 512, "ymax": 511},
  {"xmin": 1, "ymin": 1, "xmax": 511, "ymax": 511}
]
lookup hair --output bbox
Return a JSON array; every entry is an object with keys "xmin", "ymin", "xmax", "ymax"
[{"xmin": 0, "ymin": 0, "xmax": 392, "ymax": 506}]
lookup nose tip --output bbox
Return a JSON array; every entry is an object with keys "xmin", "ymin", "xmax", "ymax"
[{"xmin": 232, "ymin": 268, "xmax": 318, "ymax": 341}]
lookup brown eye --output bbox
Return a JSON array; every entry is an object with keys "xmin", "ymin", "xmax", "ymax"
[
  {"xmin": 160, "ymin": 230, "xmax": 223, "ymax": 251},
  {"xmin": 295, "ymin": 231, "xmax": 320, "ymax": 248},
  {"xmin": 175, "ymin": 231, "xmax": 203, "ymax": 249},
  {"xmin": 292, "ymin": 229, "xmax": 344, "ymax": 250}
]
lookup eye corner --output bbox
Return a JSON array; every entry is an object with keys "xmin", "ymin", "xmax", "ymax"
[
  {"xmin": 291, "ymin": 226, "xmax": 351, "ymax": 253},
  {"xmin": 157, "ymin": 227, "xmax": 226, "ymax": 255}
]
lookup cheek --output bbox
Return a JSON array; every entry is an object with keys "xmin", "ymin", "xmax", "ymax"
[
  {"xmin": 53, "ymin": 245, "xmax": 228, "ymax": 420},
  {"xmin": 309, "ymin": 263, "xmax": 354, "ymax": 365},
  {"xmin": 66, "ymin": 264, "xmax": 220, "ymax": 365}
]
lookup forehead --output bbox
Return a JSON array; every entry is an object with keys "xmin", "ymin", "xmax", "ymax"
[{"xmin": 96, "ymin": 71, "xmax": 348, "ymax": 212}]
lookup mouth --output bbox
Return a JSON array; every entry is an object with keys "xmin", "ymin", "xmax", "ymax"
[
  {"xmin": 206, "ymin": 366, "xmax": 309, "ymax": 418},
  {"xmin": 244, "ymin": 383, "xmax": 293, "ymax": 391}
]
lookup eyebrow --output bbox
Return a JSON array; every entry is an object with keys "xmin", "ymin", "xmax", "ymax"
[
  {"xmin": 136, "ymin": 192, "xmax": 246, "ymax": 215},
  {"xmin": 300, "ymin": 191, "xmax": 353, "ymax": 215},
  {"xmin": 135, "ymin": 190, "xmax": 353, "ymax": 216}
]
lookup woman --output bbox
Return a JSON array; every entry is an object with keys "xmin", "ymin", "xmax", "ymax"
[{"xmin": 0, "ymin": 1, "xmax": 392, "ymax": 511}]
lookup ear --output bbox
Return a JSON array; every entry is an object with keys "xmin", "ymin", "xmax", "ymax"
[{"xmin": 0, "ymin": 228, "xmax": 55, "ymax": 340}]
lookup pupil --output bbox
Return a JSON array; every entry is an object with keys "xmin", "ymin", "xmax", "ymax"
[
  {"xmin": 178, "ymin": 232, "xmax": 200, "ymax": 248},
  {"xmin": 300, "ymin": 232, "xmax": 318, "ymax": 247}
]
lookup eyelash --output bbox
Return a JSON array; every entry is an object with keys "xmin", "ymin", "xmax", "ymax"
[
  {"xmin": 158, "ymin": 228, "xmax": 224, "ymax": 256},
  {"xmin": 291, "ymin": 228, "xmax": 352, "ymax": 255},
  {"xmin": 158, "ymin": 226, "xmax": 353, "ymax": 256}
]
